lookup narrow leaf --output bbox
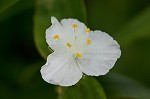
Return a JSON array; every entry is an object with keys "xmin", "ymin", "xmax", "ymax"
[
  {"xmin": 99, "ymin": 73, "xmax": 150, "ymax": 99},
  {"xmin": 115, "ymin": 7, "xmax": 150, "ymax": 47},
  {"xmin": 0, "ymin": 0, "xmax": 34, "ymax": 22},
  {"xmin": 0, "ymin": 0, "xmax": 19, "ymax": 14}
]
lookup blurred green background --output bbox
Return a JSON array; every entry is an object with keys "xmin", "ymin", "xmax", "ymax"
[{"xmin": 1, "ymin": 0, "xmax": 150, "ymax": 99}]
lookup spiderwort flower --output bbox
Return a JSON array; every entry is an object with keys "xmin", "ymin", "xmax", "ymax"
[{"xmin": 40, "ymin": 17, "xmax": 121, "ymax": 86}]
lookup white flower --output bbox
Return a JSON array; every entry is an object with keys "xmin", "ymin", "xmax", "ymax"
[{"xmin": 40, "ymin": 17, "xmax": 121, "ymax": 86}]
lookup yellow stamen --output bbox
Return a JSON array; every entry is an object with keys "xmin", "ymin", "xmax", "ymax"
[
  {"xmin": 86, "ymin": 28, "xmax": 90, "ymax": 32},
  {"xmin": 72, "ymin": 24, "xmax": 78, "ymax": 28},
  {"xmin": 53, "ymin": 35, "xmax": 60, "ymax": 39},
  {"xmin": 66, "ymin": 43, "xmax": 72, "ymax": 47},
  {"xmin": 75, "ymin": 52, "xmax": 82, "ymax": 58},
  {"xmin": 86, "ymin": 39, "xmax": 91, "ymax": 44}
]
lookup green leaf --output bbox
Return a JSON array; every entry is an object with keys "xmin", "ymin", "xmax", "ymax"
[
  {"xmin": 115, "ymin": 7, "xmax": 150, "ymax": 47},
  {"xmin": 34, "ymin": 0, "xmax": 87, "ymax": 59},
  {"xmin": 0, "ymin": 0, "xmax": 34, "ymax": 22},
  {"xmin": 86, "ymin": 0, "xmax": 149, "ymax": 33},
  {"xmin": 0, "ymin": 0, "xmax": 19, "ymax": 14},
  {"xmin": 113, "ymin": 6, "xmax": 150, "ymax": 86},
  {"xmin": 58, "ymin": 77, "xmax": 107, "ymax": 99},
  {"xmin": 99, "ymin": 73, "xmax": 150, "ymax": 99},
  {"xmin": 114, "ymin": 38, "xmax": 150, "ymax": 86}
]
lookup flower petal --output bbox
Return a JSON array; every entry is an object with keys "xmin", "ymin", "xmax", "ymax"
[
  {"xmin": 46, "ymin": 17, "xmax": 65, "ymax": 50},
  {"xmin": 60, "ymin": 18, "xmax": 87, "ymax": 36},
  {"xmin": 40, "ymin": 51, "xmax": 82, "ymax": 86},
  {"xmin": 78, "ymin": 30, "xmax": 121, "ymax": 76}
]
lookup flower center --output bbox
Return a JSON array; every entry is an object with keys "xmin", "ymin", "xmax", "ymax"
[{"xmin": 51, "ymin": 24, "xmax": 92, "ymax": 59}]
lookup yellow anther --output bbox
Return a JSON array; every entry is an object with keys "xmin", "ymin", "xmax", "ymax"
[
  {"xmin": 75, "ymin": 52, "xmax": 82, "ymax": 58},
  {"xmin": 86, "ymin": 28, "xmax": 90, "ymax": 32},
  {"xmin": 86, "ymin": 39, "xmax": 91, "ymax": 44},
  {"xmin": 66, "ymin": 43, "xmax": 72, "ymax": 47},
  {"xmin": 53, "ymin": 35, "xmax": 60, "ymax": 39},
  {"xmin": 72, "ymin": 24, "xmax": 78, "ymax": 28}
]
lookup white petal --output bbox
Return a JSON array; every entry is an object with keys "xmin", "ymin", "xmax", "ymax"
[
  {"xmin": 60, "ymin": 18, "xmax": 87, "ymax": 36},
  {"xmin": 78, "ymin": 30, "xmax": 121, "ymax": 76},
  {"xmin": 51, "ymin": 16, "xmax": 59, "ymax": 24},
  {"xmin": 46, "ymin": 17, "xmax": 65, "ymax": 50},
  {"xmin": 40, "ymin": 51, "xmax": 82, "ymax": 86}
]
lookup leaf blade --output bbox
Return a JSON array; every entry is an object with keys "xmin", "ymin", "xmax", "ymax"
[
  {"xmin": 99, "ymin": 73, "xmax": 150, "ymax": 99},
  {"xmin": 58, "ymin": 77, "xmax": 107, "ymax": 99},
  {"xmin": 0, "ymin": 0, "xmax": 19, "ymax": 14},
  {"xmin": 115, "ymin": 7, "xmax": 150, "ymax": 47}
]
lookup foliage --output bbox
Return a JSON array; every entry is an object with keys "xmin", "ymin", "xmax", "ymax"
[{"xmin": 0, "ymin": 0, "xmax": 150, "ymax": 99}]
